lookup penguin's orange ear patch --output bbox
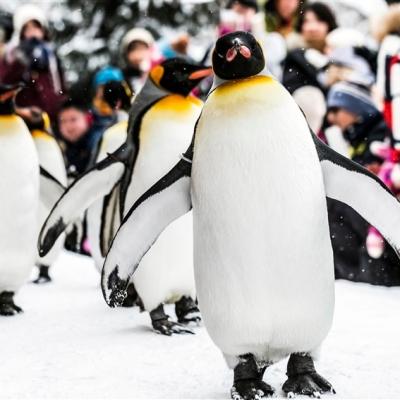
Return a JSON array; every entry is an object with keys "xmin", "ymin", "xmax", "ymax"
[{"xmin": 150, "ymin": 65, "xmax": 164, "ymax": 86}]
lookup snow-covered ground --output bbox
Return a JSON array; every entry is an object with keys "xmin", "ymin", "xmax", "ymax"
[{"xmin": 1, "ymin": 250, "xmax": 400, "ymax": 399}]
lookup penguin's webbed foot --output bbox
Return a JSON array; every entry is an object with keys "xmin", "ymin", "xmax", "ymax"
[
  {"xmin": 152, "ymin": 318, "xmax": 194, "ymax": 336},
  {"xmin": 231, "ymin": 380, "xmax": 274, "ymax": 400},
  {"xmin": 32, "ymin": 265, "xmax": 52, "ymax": 284},
  {"xmin": 282, "ymin": 353, "xmax": 335, "ymax": 397},
  {"xmin": 232, "ymin": 354, "xmax": 274, "ymax": 400},
  {"xmin": 32, "ymin": 276, "xmax": 52, "ymax": 284},
  {"xmin": 0, "ymin": 292, "xmax": 23, "ymax": 316},
  {"xmin": 150, "ymin": 303, "xmax": 194, "ymax": 335},
  {"xmin": 175, "ymin": 296, "xmax": 201, "ymax": 325}
]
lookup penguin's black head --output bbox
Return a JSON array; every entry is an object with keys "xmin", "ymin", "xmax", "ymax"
[
  {"xmin": 0, "ymin": 83, "xmax": 24, "ymax": 115},
  {"xmin": 150, "ymin": 58, "xmax": 213, "ymax": 96},
  {"xmin": 212, "ymin": 31, "xmax": 265, "ymax": 80}
]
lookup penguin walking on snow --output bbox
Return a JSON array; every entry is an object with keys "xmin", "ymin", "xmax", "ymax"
[
  {"xmin": 98, "ymin": 32, "xmax": 400, "ymax": 398},
  {"xmin": 21, "ymin": 110, "xmax": 67, "ymax": 283},
  {"xmin": 38, "ymin": 59, "xmax": 213, "ymax": 334},
  {"xmin": 0, "ymin": 84, "xmax": 39, "ymax": 315},
  {"xmin": 86, "ymin": 120, "xmax": 128, "ymax": 276}
]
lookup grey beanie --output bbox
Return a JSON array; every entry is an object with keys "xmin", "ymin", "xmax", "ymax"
[{"xmin": 327, "ymin": 82, "xmax": 379, "ymax": 120}]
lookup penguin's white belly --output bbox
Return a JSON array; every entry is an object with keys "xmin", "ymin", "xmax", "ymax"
[
  {"xmin": 192, "ymin": 78, "xmax": 335, "ymax": 363},
  {"xmin": 0, "ymin": 118, "xmax": 39, "ymax": 292},
  {"xmin": 33, "ymin": 132, "xmax": 67, "ymax": 267},
  {"xmin": 125, "ymin": 96, "xmax": 200, "ymax": 311},
  {"xmin": 133, "ymin": 212, "xmax": 194, "ymax": 311}
]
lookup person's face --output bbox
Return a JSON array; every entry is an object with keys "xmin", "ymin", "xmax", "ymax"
[
  {"xmin": 276, "ymin": 0, "xmax": 300, "ymax": 20},
  {"xmin": 59, "ymin": 108, "xmax": 89, "ymax": 143},
  {"xmin": 231, "ymin": 2, "xmax": 256, "ymax": 19},
  {"xmin": 22, "ymin": 20, "xmax": 45, "ymax": 41},
  {"xmin": 327, "ymin": 108, "xmax": 359, "ymax": 130},
  {"xmin": 127, "ymin": 42, "xmax": 151, "ymax": 71},
  {"xmin": 301, "ymin": 11, "xmax": 329, "ymax": 47}
]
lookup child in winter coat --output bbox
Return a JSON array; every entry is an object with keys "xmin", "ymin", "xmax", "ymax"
[
  {"xmin": 57, "ymin": 100, "xmax": 96, "ymax": 179},
  {"xmin": 0, "ymin": 4, "xmax": 66, "ymax": 121},
  {"xmin": 90, "ymin": 66, "xmax": 131, "ymax": 152}
]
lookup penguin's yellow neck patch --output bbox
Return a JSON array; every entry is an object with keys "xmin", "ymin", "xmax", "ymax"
[
  {"xmin": 0, "ymin": 115, "xmax": 26, "ymax": 136},
  {"xmin": 207, "ymin": 75, "xmax": 284, "ymax": 109},
  {"xmin": 32, "ymin": 130, "xmax": 53, "ymax": 140},
  {"xmin": 214, "ymin": 75, "xmax": 275, "ymax": 96},
  {"xmin": 152, "ymin": 94, "xmax": 202, "ymax": 114}
]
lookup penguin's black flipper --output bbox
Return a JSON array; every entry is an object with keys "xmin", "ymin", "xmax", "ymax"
[
  {"xmin": 101, "ymin": 146, "xmax": 193, "ymax": 307},
  {"xmin": 39, "ymin": 166, "xmax": 66, "ymax": 209},
  {"xmin": 313, "ymin": 134, "xmax": 400, "ymax": 257},
  {"xmin": 38, "ymin": 144, "xmax": 131, "ymax": 257}
]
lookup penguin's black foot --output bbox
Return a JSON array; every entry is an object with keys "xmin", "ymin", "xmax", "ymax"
[
  {"xmin": 282, "ymin": 353, "xmax": 335, "ymax": 397},
  {"xmin": 0, "ymin": 292, "xmax": 23, "ymax": 316},
  {"xmin": 150, "ymin": 304, "xmax": 194, "ymax": 336},
  {"xmin": 175, "ymin": 296, "xmax": 201, "ymax": 325},
  {"xmin": 231, "ymin": 380, "xmax": 274, "ymax": 400},
  {"xmin": 152, "ymin": 318, "xmax": 194, "ymax": 336},
  {"xmin": 32, "ymin": 265, "xmax": 52, "ymax": 284},
  {"xmin": 232, "ymin": 354, "xmax": 273, "ymax": 400}
]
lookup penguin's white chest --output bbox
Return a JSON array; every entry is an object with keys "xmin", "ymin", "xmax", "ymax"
[
  {"xmin": 191, "ymin": 77, "xmax": 335, "ymax": 362},
  {"xmin": 0, "ymin": 116, "xmax": 39, "ymax": 292},
  {"xmin": 33, "ymin": 130, "xmax": 67, "ymax": 266},
  {"xmin": 124, "ymin": 95, "xmax": 202, "ymax": 311}
]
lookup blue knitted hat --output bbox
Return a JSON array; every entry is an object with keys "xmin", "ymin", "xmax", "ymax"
[
  {"xmin": 93, "ymin": 66, "xmax": 124, "ymax": 88},
  {"xmin": 327, "ymin": 82, "xmax": 379, "ymax": 120}
]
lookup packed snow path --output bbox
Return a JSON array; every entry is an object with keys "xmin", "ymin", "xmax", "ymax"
[{"xmin": 1, "ymin": 250, "xmax": 400, "ymax": 399}]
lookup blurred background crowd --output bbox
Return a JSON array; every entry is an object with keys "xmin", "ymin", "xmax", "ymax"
[{"xmin": 1, "ymin": 0, "xmax": 400, "ymax": 286}]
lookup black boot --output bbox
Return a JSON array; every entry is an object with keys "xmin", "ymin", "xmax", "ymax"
[
  {"xmin": 33, "ymin": 265, "xmax": 52, "ymax": 284},
  {"xmin": 282, "ymin": 353, "xmax": 335, "ymax": 397},
  {"xmin": 231, "ymin": 354, "xmax": 274, "ymax": 400},
  {"xmin": 0, "ymin": 291, "xmax": 23, "ymax": 316},
  {"xmin": 175, "ymin": 296, "xmax": 201, "ymax": 325},
  {"xmin": 150, "ymin": 304, "xmax": 194, "ymax": 336},
  {"xmin": 122, "ymin": 282, "xmax": 144, "ymax": 310}
]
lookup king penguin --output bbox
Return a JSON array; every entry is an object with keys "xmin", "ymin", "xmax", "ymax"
[
  {"xmin": 99, "ymin": 32, "xmax": 400, "ymax": 398},
  {"xmin": 38, "ymin": 58, "xmax": 213, "ymax": 334},
  {"xmin": 27, "ymin": 111, "xmax": 67, "ymax": 283},
  {"xmin": 0, "ymin": 83, "xmax": 39, "ymax": 315}
]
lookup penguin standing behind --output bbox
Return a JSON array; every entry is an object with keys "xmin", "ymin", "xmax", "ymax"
[
  {"xmin": 86, "ymin": 120, "xmax": 128, "ymax": 277},
  {"xmin": 18, "ymin": 109, "xmax": 67, "ymax": 283},
  {"xmin": 98, "ymin": 32, "xmax": 400, "ymax": 398},
  {"xmin": 0, "ymin": 83, "xmax": 39, "ymax": 315},
  {"xmin": 39, "ymin": 59, "xmax": 213, "ymax": 334}
]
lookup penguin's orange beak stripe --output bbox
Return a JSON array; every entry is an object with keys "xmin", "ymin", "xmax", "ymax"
[{"xmin": 189, "ymin": 68, "xmax": 213, "ymax": 80}]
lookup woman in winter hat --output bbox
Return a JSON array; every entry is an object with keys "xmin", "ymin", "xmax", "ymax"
[
  {"xmin": 282, "ymin": 2, "xmax": 337, "ymax": 132},
  {"xmin": 120, "ymin": 27, "xmax": 157, "ymax": 94},
  {"xmin": 0, "ymin": 4, "xmax": 66, "ymax": 122}
]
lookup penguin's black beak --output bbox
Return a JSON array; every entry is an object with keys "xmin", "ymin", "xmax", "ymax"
[
  {"xmin": 188, "ymin": 67, "xmax": 213, "ymax": 80},
  {"xmin": 226, "ymin": 39, "xmax": 251, "ymax": 62}
]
